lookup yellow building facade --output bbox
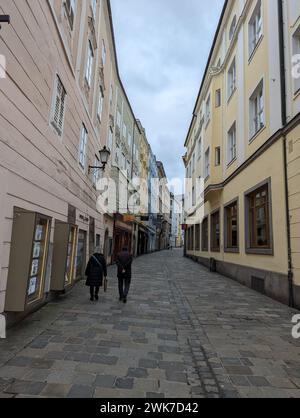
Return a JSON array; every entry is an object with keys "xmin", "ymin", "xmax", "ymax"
[{"xmin": 184, "ymin": 0, "xmax": 300, "ymax": 309}]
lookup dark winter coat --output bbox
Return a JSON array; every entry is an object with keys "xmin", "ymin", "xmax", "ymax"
[
  {"xmin": 116, "ymin": 251, "xmax": 133, "ymax": 280},
  {"xmin": 85, "ymin": 253, "xmax": 107, "ymax": 287}
]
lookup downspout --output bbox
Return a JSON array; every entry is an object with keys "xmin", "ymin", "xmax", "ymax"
[{"xmin": 278, "ymin": 0, "xmax": 294, "ymax": 307}]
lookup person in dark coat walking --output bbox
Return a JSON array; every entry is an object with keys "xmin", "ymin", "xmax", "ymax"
[
  {"xmin": 116, "ymin": 247, "xmax": 133, "ymax": 303},
  {"xmin": 85, "ymin": 247, "xmax": 107, "ymax": 301}
]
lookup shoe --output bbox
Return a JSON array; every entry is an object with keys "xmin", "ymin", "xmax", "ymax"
[
  {"xmin": 123, "ymin": 298, "xmax": 127, "ymax": 304},
  {"xmin": 90, "ymin": 296, "xmax": 94, "ymax": 302},
  {"xmin": 95, "ymin": 295, "xmax": 99, "ymax": 301},
  {"xmin": 119, "ymin": 297, "xmax": 123, "ymax": 301}
]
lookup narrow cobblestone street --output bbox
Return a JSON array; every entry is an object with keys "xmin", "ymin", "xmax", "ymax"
[{"xmin": 0, "ymin": 250, "xmax": 299, "ymax": 398}]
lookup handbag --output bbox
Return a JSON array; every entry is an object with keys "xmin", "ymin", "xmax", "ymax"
[
  {"xmin": 103, "ymin": 277, "xmax": 108, "ymax": 293},
  {"xmin": 92, "ymin": 255, "xmax": 107, "ymax": 292}
]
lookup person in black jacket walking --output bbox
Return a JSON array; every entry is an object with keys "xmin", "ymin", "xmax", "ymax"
[
  {"xmin": 116, "ymin": 247, "xmax": 133, "ymax": 303},
  {"xmin": 85, "ymin": 247, "xmax": 107, "ymax": 301}
]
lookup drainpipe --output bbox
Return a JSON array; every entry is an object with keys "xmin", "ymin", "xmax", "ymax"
[{"xmin": 278, "ymin": 0, "xmax": 294, "ymax": 308}]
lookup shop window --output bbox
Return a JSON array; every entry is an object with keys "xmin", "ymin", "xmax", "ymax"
[
  {"xmin": 202, "ymin": 217, "xmax": 208, "ymax": 252},
  {"xmin": 5, "ymin": 209, "xmax": 51, "ymax": 312},
  {"xmin": 224, "ymin": 200, "xmax": 239, "ymax": 252},
  {"xmin": 211, "ymin": 210, "xmax": 220, "ymax": 252},
  {"xmin": 245, "ymin": 179, "xmax": 273, "ymax": 255}
]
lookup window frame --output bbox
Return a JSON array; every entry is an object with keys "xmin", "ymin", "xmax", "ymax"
[
  {"xmin": 228, "ymin": 122, "xmax": 237, "ymax": 165},
  {"xmin": 215, "ymin": 89, "xmax": 221, "ymax": 108},
  {"xmin": 215, "ymin": 147, "xmax": 221, "ymax": 166},
  {"xmin": 224, "ymin": 197, "xmax": 239, "ymax": 253},
  {"xmin": 79, "ymin": 124, "xmax": 88, "ymax": 171},
  {"xmin": 205, "ymin": 147, "xmax": 210, "ymax": 179},
  {"xmin": 292, "ymin": 25, "xmax": 300, "ymax": 95},
  {"xmin": 227, "ymin": 58, "xmax": 236, "ymax": 100},
  {"xmin": 97, "ymin": 86, "xmax": 104, "ymax": 121},
  {"xmin": 51, "ymin": 74, "xmax": 67, "ymax": 137},
  {"xmin": 201, "ymin": 217, "xmax": 209, "ymax": 252},
  {"xmin": 210, "ymin": 209, "xmax": 221, "ymax": 253},
  {"xmin": 85, "ymin": 40, "xmax": 94, "ymax": 87},
  {"xmin": 229, "ymin": 15, "xmax": 237, "ymax": 41},
  {"xmin": 244, "ymin": 178, "xmax": 273, "ymax": 255},
  {"xmin": 248, "ymin": 0, "xmax": 263, "ymax": 59},
  {"xmin": 249, "ymin": 79, "xmax": 265, "ymax": 140}
]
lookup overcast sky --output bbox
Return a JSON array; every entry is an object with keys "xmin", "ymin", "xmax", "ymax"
[{"xmin": 110, "ymin": 0, "xmax": 224, "ymax": 181}]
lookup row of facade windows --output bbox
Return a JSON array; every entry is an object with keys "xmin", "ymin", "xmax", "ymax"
[
  {"xmin": 186, "ymin": 179, "xmax": 273, "ymax": 256},
  {"xmin": 186, "ymin": 77, "xmax": 265, "ymax": 179}
]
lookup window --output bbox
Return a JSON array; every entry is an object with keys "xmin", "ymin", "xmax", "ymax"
[
  {"xmin": 211, "ymin": 210, "xmax": 220, "ymax": 252},
  {"xmin": 195, "ymin": 224, "xmax": 200, "ymax": 251},
  {"xmin": 292, "ymin": 26, "xmax": 300, "ymax": 94},
  {"xmin": 51, "ymin": 75, "xmax": 66, "ymax": 136},
  {"xmin": 65, "ymin": 0, "xmax": 76, "ymax": 30},
  {"xmin": 121, "ymin": 153, "xmax": 126, "ymax": 170},
  {"xmin": 224, "ymin": 200, "xmax": 239, "ymax": 252},
  {"xmin": 216, "ymin": 89, "xmax": 221, "ymax": 107},
  {"xmin": 192, "ymin": 186, "xmax": 196, "ymax": 207},
  {"xmin": 192, "ymin": 153, "xmax": 195, "ymax": 172},
  {"xmin": 117, "ymin": 110, "xmax": 122, "ymax": 128},
  {"xmin": 123, "ymin": 124, "xmax": 127, "ymax": 139},
  {"xmin": 79, "ymin": 125, "xmax": 88, "ymax": 169},
  {"xmin": 229, "ymin": 15, "xmax": 237, "ymax": 41},
  {"xmin": 91, "ymin": 0, "xmax": 97, "ymax": 18},
  {"xmin": 249, "ymin": 0, "xmax": 263, "ymax": 57},
  {"xmin": 197, "ymin": 138, "xmax": 202, "ymax": 159},
  {"xmin": 108, "ymin": 127, "xmax": 113, "ymax": 151},
  {"xmin": 202, "ymin": 218, "xmax": 208, "ymax": 251},
  {"xmin": 205, "ymin": 148, "xmax": 210, "ymax": 179},
  {"xmin": 215, "ymin": 147, "xmax": 221, "ymax": 166},
  {"xmin": 115, "ymin": 143, "xmax": 120, "ymax": 165},
  {"xmin": 228, "ymin": 123, "xmax": 237, "ymax": 163},
  {"xmin": 128, "ymin": 133, "xmax": 132, "ymax": 148},
  {"xmin": 245, "ymin": 180, "xmax": 273, "ymax": 254},
  {"xmin": 102, "ymin": 40, "xmax": 106, "ymax": 67},
  {"xmin": 250, "ymin": 80, "xmax": 264, "ymax": 138},
  {"xmin": 92, "ymin": 155, "xmax": 100, "ymax": 186},
  {"xmin": 228, "ymin": 58, "xmax": 236, "ymax": 99},
  {"xmin": 109, "ymin": 84, "xmax": 113, "ymax": 108},
  {"xmin": 97, "ymin": 87, "xmax": 104, "ymax": 121},
  {"xmin": 205, "ymin": 95, "xmax": 211, "ymax": 124},
  {"xmin": 85, "ymin": 41, "xmax": 94, "ymax": 87}
]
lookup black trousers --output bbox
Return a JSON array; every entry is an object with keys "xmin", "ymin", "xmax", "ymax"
[
  {"xmin": 90, "ymin": 286, "xmax": 100, "ymax": 297},
  {"xmin": 118, "ymin": 277, "xmax": 131, "ymax": 299}
]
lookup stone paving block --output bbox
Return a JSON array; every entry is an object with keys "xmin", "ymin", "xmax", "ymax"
[
  {"xmin": 229, "ymin": 375, "xmax": 250, "ymax": 387},
  {"xmin": 41, "ymin": 383, "xmax": 71, "ymax": 397},
  {"xmin": 4, "ymin": 380, "xmax": 46, "ymax": 396},
  {"xmin": 94, "ymin": 375, "xmax": 116, "ymax": 388},
  {"xmin": 224, "ymin": 366, "xmax": 253, "ymax": 375},
  {"xmin": 0, "ymin": 366, "xmax": 29, "ymax": 380},
  {"xmin": 147, "ymin": 392, "xmax": 165, "ymax": 398},
  {"xmin": 115, "ymin": 377, "xmax": 134, "ymax": 390},
  {"xmin": 7, "ymin": 356, "xmax": 33, "ymax": 367},
  {"xmin": 71, "ymin": 372, "xmax": 96, "ymax": 386},
  {"xmin": 64, "ymin": 352, "xmax": 91, "ymax": 363},
  {"xmin": 147, "ymin": 352, "xmax": 163, "ymax": 361},
  {"xmin": 46, "ymin": 370, "xmax": 75, "ymax": 385},
  {"xmin": 248, "ymin": 376, "xmax": 271, "ymax": 387},
  {"xmin": 127, "ymin": 368, "xmax": 148, "ymax": 378},
  {"xmin": 24, "ymin": 369, "xmax": 50, "ymax": 382},
  {"xmin": 67, "ymin": 384, "xmax": 94, "ymax": 398},
  {"xmin": 165, "ymin": 370, "xmax": 187, "ymax": 383},
  {"xmin": 138, "ymin": 359, "xmax": 158, "ymax": 369},
  {"xmin": 90, "ymin": 355, "xmax": 118, "ymax": 365}
]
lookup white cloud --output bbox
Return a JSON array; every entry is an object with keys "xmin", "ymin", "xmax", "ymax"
[{"xmin": 110, "ymin": 0, "xmax": 224, "ymax": 180}]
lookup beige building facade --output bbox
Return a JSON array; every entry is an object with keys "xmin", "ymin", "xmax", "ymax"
[{"xmin": 184, "ymin": 0, "xmax": 300, "ymax": 309}]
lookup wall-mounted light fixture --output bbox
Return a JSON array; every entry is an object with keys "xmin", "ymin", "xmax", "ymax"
[{"xmin": 88, "ymin": 146, "xmax": 111, "ymax": 174}]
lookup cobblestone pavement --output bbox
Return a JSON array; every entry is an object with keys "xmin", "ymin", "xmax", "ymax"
[{"xmin": 0, "ymin": 249, "xmax": 299, "ymax": 398}]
